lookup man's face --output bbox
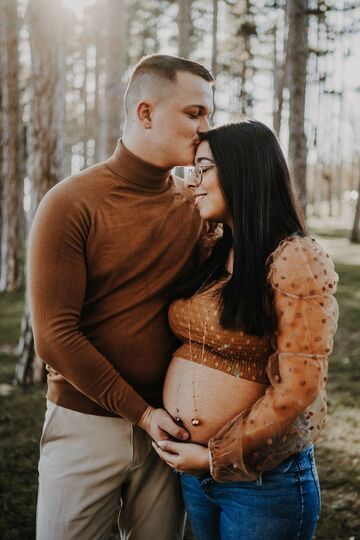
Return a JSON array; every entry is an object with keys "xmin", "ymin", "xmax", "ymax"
[{"xmin": 149, "ymin": 71, "xmax": 213, "ymax": 168}]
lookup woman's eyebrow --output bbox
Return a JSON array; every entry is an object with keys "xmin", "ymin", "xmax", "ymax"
[{"xmin": 196, "ymin": 157, "xmax": 216, "ymax": 163}]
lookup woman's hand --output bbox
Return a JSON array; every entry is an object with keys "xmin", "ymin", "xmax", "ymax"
[{"xmin": 152, "ymin": 440, "xmax": 210, "ymax": 475}]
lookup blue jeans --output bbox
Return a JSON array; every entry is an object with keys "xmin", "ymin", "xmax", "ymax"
[{"xmin": 181, "ymin": 446, "xmax": 320, "ymax": 540}]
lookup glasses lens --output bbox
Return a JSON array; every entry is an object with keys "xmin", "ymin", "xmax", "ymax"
[{"xmin": 194, "ymin": 163, "xmax": 202, "ymax": 186}]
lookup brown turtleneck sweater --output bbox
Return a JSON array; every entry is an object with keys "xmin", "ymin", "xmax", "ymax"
[{"xmin": 28, "ymin": 141, "xmax": 202, "ymax": 423}]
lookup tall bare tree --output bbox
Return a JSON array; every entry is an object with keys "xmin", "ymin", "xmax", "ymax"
[
  {"xmin": 238, "ymin": 0, "xmax": 256, "ymax": 115},
  {"xmin": 16, "ymin": 0, "xmax": 66, "ymax": 384},
  {"xmin": 287, "ymin": 0, "xmax": 309, "ymax": 216},
  {"xmin": 104, "ymin": 0, "xmax": 127, "ymax": 157},
  {"xmin": 223, "ymin": 0, "xmax": 257, "ymax": 118},
  {"xmin": 350, "ymin": 115, "xmax": 360, "ymax": 243},
  {"xmin": 0, "ymin": 10, "xmax": 4, "ymax": 258},
  {"xmin": 0, "ymin": 0, "xmax": 22, "ymax": 292},
  {"xmin": 211, "ymin": 0, "xmax": 218, "ymax": 115},
  {"xmin": 178, "ymin": 0, "xmax": 192, "ymax": 58},
  {"xmin": 350, "ymin": 171, "xmax": 360, "ymax": 243},
  {"xmin": 272, "ymin": 0, "xmax": 290, "ymax": 135}
]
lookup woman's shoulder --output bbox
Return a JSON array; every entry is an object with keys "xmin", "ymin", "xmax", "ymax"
[{"xmin": 267, "ymin": 235, "xmax": 338, "ymax": 296}]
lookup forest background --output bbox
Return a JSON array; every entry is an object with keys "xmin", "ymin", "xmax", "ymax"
[{"xmin": 0, "ymin": 0, "xmax": 359, "ymax": 538}]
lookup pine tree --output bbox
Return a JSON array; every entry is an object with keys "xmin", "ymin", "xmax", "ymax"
[
  {"xmin": 288, "ymin": 0, "xmax": 309, "ymax": 216},
  {"xmin": 0, "ymin": 0, "xmax": 22, "ymax": 292}
]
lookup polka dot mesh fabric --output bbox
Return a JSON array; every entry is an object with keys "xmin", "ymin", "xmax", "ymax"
[{"xmin": 206, "ymin": 236, "xmax": 339, "ymax": 482}]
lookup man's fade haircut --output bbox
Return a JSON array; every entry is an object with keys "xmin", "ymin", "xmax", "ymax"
[{"xmin": 124, "ymin": 54, "xmax": 214, "ymax": 117}]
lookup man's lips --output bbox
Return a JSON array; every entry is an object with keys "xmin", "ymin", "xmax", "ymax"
[{"xmin": 194, "ymin": 193, "xmax": 207, "ymax": 202}]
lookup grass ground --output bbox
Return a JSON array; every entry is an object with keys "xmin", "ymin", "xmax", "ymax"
[{"xmin": 0, "ymin": 232, "xmax": 359, "ymax": 539}]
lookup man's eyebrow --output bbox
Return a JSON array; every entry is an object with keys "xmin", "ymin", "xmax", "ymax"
[{"xmin": 184, "ymin": 104, "xmax": 213, "ymax": 113}]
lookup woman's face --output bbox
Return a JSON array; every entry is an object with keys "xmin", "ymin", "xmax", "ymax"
[{"xmin": 186, "ymin": 141, "xmax": 231, "ymax": 225}]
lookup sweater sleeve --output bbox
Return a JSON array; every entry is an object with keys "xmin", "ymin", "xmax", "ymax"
[
  {"xmin": 28, "ymin": 183, "xmax": 148, "ymax": 423},
  {"xmin": 208, "ymin": 236, "xmax": 339, "ymax": 482}
]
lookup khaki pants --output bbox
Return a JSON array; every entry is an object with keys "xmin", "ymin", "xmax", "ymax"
[{"xmin": 36, "ymin": 401, "xmax": 185, "ymax": 540}]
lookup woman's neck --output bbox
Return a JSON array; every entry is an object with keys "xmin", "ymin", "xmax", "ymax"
[
  {"xmin": 225, "ymin": 246, "xmax": 234, "ymax": 275},
  {"xmin": 223, "ymin": 219, "xmax": 234, "ymax": 275}
]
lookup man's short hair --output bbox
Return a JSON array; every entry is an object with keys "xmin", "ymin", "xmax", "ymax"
[{"xmin": 124, "ymin": 54, "xmax": 214, "ymax": 116}]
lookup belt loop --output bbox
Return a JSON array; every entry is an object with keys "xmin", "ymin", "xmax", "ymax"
[{"xmin": 256, "ymin": 473, "xmax": 262, "ymax": 486}]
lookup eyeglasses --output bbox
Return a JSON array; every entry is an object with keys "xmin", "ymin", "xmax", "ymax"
[{"xmin": 187, "ymin": 160, "xmax": 217, "ymax": 187}]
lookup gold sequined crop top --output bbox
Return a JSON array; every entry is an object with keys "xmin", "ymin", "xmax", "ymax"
[{"xmin": 169, "ymin": 279, "xmax": 273, "ymax": 384}]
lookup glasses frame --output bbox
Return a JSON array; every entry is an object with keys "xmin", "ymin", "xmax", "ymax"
[{"xmin": 188, "ymin": 159, "xmax": 217, "ymax": 187}]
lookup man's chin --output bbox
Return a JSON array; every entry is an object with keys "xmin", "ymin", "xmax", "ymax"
[{"xmin": 178, "ymin": 149, "xmax": 197, "ymax": 167}]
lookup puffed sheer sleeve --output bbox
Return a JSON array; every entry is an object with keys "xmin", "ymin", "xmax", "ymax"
[{"xmin": 208, "ymin": 236, "xmax": 339, "ymax": 482}]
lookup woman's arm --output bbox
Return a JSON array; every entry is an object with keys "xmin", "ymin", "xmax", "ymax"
[{"xmin": 208, "ymin": 236, "xmax": 339, "ymax": 482}]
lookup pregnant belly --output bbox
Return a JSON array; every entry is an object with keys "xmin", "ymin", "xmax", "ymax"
[{"xmin": 163, "ymin": 356, "xmax": 268, "ymax": 445}]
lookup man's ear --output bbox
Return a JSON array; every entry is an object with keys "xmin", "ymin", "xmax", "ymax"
[{"xmin": 136, "ymin": 101, "xmax": 152, "ymax": 129}]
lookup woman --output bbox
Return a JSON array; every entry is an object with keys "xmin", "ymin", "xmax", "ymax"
[{"xmin": 152, "ymin": 120, "xmax": 339, "ymax": 540}]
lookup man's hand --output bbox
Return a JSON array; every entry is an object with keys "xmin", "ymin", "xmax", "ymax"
[
  {"xmin": 152, "ymin": 440, "xmax": 210, "ymax": 475},
  {"xmin": 45, "ymin": 364, "xmax": 64, "ymax": 382},
  {"xmin": 137, "ymin": 406, "xmax": 189, "ymax": 442}
]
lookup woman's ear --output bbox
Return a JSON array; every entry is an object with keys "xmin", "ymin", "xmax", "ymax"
[{"xmin": 136, "ymin": 101, "xmax": 152, "ymax": 129}]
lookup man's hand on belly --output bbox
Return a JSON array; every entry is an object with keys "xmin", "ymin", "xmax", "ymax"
[
  {"xmin": 137, "ymin": 406, "xmax": 190, "ymax": 442},
  {"xmin": 45, "ymin": 364, "xmax": 65, "ymax": 382}
]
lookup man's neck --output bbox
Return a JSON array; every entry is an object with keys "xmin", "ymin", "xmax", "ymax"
[{"xmin": 122, "ymin": 131, "xmax": 166, "ymax": 169}]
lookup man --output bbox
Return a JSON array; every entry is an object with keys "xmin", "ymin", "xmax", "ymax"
[{"xmin": 29, "ymin": 54, "xmax": 214, "ymax": 539}]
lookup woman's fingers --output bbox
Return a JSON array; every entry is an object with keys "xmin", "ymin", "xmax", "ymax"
[
  {"xmin": 156, "ymin": 440, "xmax": 181, "ymax": 454},
  {"xmin": 152, "ymin": 441, "xmax": 177, "ymax": 468}
]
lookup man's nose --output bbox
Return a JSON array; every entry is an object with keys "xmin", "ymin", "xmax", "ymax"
[
  {"xmin": 185, "ymin": 170, "xmax": 196, "ymax": 189},
  {"xmin": 197, "ymin": 115, "xmax": 210, "ymax": 133}
]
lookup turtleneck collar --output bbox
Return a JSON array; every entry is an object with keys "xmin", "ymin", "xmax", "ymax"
[{"xmin": 105, "ymin": 139, "xmax": 172, "ymax": 193}]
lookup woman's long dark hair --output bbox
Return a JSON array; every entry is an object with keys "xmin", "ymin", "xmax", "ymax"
[{"xmin": 173, "ymin": 120, "xmax": 306, "ymax": 336}]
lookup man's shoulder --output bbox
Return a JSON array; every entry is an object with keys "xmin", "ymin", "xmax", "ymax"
[
  {"xmin": 37, "ymin": 163, "xmax": 121, "ymax": 220},
  {"xmin": 51, "ymin": 162, "xmax": 118, "ymax": 200}
]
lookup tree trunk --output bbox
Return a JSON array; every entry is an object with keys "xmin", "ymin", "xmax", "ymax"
[
  {"xmin": 273, "ymin": 1, "xmax": 290, "ymax": 135},
  {"xmin": 178, "ymin": 0, "xmax": 192, "ymax": 58},
  {"xmin": 104, "ymin": 0, "xmax": 127, "ymax": 157},
  {"xmin": 0, "ymin": 0, "xmax": 22, "ymax": 293},
  {"xmin": 0, "ymin": 19, "xmax": 4, "ymax": 258},
  {"xmin": 287, "ymin": 0, "xmax": 309, "ymax": 218},
  {"xmin": 16, "ymin": 0, "xmax": 66, "ymax": 385},
  {"xmin": 83, "ymin": 45, "xmax": 89, "ymax": 169},
  {"xmin": 239, "ymin": 0, "xmax": 254, "ymax": 115},
  {"xmin": 311, "ymin": 3, "xmax": 325, "ymax": 218},
  {"xmin": 211, "ymin": 0, "xmax": 218, "ymax": 117},
  {"xmin": 94, "ymin": 39, "xmax": 101, "ymax": 163},
  {"xmin": 350, "ymin": 167, "xmax": 360, "ymax": 243}
]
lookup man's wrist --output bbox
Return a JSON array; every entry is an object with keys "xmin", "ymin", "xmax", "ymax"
[{"xmin": 136, "ymin": 405, "xmax": 154, "ymax": 431}]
